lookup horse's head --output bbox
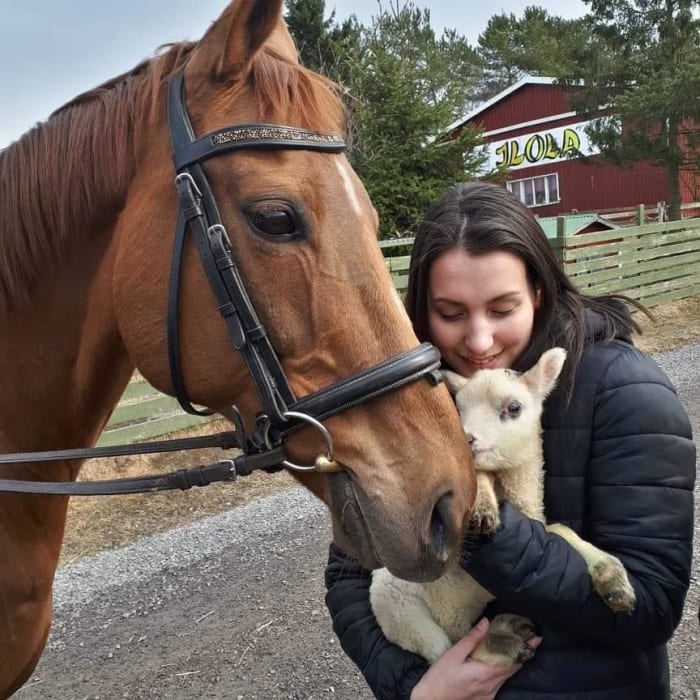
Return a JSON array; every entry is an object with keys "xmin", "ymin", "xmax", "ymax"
[{"xmin": 111, "ymin": 0, "xmax": 475, "ymax": 581}]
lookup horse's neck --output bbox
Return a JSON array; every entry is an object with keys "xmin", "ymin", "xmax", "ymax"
[
  {"xmin": 0, "ymin": 92, "xmax": 156, "ymax": 465},
  {"xmin": 0, "ymin": 225, "xmax": 133, "ymax": 473}
]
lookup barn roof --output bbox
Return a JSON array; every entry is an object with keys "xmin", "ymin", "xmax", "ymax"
[{"xmin": 445, "ymin": 76, "xmax": 557, "ymax": 134}]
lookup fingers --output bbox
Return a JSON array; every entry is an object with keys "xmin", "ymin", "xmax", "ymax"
[
  {"xmin": 446, "ymin": 617, "xmax": 490, "ymax": 660},
  {"xmin": 411, "ymin": 622, "xmax": 541, "ymax": 700},
  {"xmin": 528, "ymin": 636, "xmax": 543, "ymax": 650}
]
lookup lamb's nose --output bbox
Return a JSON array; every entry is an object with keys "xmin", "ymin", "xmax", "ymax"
[{"xmin": 465, "ymin": 433, "xmax": 475, "ymax": 445}]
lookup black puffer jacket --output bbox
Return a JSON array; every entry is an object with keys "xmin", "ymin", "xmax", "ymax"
[{"xmin": 325, "ymin": 337, "xmax": 696, "ymax": 700}]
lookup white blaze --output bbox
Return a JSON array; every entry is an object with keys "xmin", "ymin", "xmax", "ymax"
[{"xmin": 335, "ymin": 158, "xmax": 362, "ymax": 215}]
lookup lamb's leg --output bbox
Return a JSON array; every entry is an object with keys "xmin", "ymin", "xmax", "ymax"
[
  {"xmin": 470, "ymin": 614, "xmax": 537, "ymax": 666},
  {"xmin": 370, "ymin": 569, "xmax": 452, "ymax": 663},
  {"xmin": 546, "ymin": 523, "xmax": 636, "ymax": 613},
  {"xmin": 471, "ymin": 471, "xmax": 500, "ymax": 534}
]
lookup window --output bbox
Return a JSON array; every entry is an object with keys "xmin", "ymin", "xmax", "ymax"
[{"xmin": 507, "ymin": 174, "xmax": 560, "ymax": 208}]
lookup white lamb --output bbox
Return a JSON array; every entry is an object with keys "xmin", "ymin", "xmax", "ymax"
[{"xmin": 370, "ymin": 348, "xmax": 636, "ymax": 666}]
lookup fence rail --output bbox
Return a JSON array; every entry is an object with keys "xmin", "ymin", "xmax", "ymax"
[
  {"xmin": 101, "ymin": 218, "xmax": 700, "ymax": 445},
  {"xmin": 552, "ymin": 217, "xmax": 700, "ymax": 307},
  {"xmin": 98, "ymin": 379, "xmax": 211, "ymax": 446}
]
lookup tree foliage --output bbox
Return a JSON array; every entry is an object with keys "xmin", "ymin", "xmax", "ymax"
[
  {"xmin": 476, "ymin": 7, "xmax": 592, "ymax": 98},
  {"xmin": 567, "ymin": 0, "xmax": 700, "ymax": 219},
  {"xmin": 287, "ymin": 1, "xmax": 700, "ymax": 228},
  {"xmin": 287, "ymin": 1, "xmax": 485, "ymax": 238},
  {"xmin": 284, "ymin": 0, "xmax": 360, "ymax": 75}
]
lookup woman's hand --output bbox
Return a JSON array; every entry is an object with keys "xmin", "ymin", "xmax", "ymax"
[{"xmin": 410, "ymin": 618, "xmax": 540, "ymax": 700}]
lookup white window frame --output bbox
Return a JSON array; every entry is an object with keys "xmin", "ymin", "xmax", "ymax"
[{"xmin": 507, "ymin": 173, "xmax": 560, "ymax": 208}]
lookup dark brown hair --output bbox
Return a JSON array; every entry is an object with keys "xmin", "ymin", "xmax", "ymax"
[{"xmin": 405, "ymin": 181, "xmax": 645, "ymax": 397}]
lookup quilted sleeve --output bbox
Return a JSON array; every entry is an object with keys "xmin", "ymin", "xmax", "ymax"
[{"xmin": 324, "ymin": 543, "xmax": 429, "ymax": 700}]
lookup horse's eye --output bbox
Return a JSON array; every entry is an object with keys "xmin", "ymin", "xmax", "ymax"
[
  {"xmin": 248, "ymin": 209, "xmax": 297, "ymax": 238},
  {"xmin": 501, "ymin": 400, "xmax": 522, "ymax": 420}
]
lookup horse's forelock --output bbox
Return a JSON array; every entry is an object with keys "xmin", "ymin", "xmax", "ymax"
[{"xmin": 246, "ymin": 48, "xmax": 347, "ymax": 134}]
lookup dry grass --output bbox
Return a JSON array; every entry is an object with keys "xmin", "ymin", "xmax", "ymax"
[
  {"xmin": 60, "ymin": 294, "xmax": 700, "ymax": 566},
  {"xmin": 61, "ymin": 418, "xmax": 295, "ymax": 566},
  {"xmin": 633, "ymin": 295, "xmax": 700, "ymax": 355}
]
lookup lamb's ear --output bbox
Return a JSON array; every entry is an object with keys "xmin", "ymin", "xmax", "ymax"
[
  {"xmin": 522, "ymin": 347, "xmax": 567, "ymax": 399},
  {"xmin": 441, "ymin": 369, "xmax": 469, "ymax": 397}
]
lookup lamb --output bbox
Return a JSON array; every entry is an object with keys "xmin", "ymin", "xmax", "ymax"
[{"xmin": 370, "ymin": 348, "xmax": 637, "ymax": 666}]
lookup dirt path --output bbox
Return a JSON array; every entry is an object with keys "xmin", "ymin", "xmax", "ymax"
[{"xmin": 15, "ymin": 340, "xmax": 700, "ymax": 700}]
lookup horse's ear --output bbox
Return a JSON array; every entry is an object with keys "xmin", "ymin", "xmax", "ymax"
[{"xmin": 198, "ymin": 0, "xmax": 285, "ymax": 81}]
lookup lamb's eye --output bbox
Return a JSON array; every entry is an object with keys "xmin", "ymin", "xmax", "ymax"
[{"xmin": 501, "ymin": 400, "xmax": 522, "ymax": 420}]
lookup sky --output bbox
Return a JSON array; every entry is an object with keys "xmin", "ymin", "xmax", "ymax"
[{"xmin": 0, "ymin": 0, "xmax": 588, "ymax": 148}]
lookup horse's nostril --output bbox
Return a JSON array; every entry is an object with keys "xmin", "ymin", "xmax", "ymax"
[{"xmin": 428, "ymin": 490, "xmax": 454, "ymax": 563}]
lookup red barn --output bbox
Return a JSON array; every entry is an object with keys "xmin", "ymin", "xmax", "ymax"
[{"xmin": 447, "ymin": 77, "xmax": 700, "ymax": 218}]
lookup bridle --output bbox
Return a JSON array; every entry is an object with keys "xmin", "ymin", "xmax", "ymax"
[{"xmin": 0, "ymin": 73, "xmax": 443, "ymax": 496}]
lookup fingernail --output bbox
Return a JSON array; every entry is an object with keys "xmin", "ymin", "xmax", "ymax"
[{"xmin": 475, "ymin": 617, "xmax": 489, "ymax": 631}]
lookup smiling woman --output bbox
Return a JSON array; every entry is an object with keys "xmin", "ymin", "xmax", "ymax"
[
  {"xmin": 325, "ymin": 181, "xmax": 695, "ymax": 700},
  {"xmin": 427, "ymin": 249, "xmax": 540, "ymax": 376}
]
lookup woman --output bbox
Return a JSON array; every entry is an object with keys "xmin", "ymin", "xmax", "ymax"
[{"xmin": 324, "ymin": 182, "xmax": 695, "ymax": 700}]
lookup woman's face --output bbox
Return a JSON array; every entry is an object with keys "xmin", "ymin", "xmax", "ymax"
[{"xmin": 427, "ymin": 248, "xmax": 539, "ymax": 377}]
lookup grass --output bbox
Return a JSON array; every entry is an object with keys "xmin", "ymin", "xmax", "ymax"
[{"xmin": 59, "ymin": 294, "xmax": 700, "ymax": 567}]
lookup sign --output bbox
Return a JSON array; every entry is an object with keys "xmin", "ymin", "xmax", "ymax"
[{"xmin": 485, "ymin": 121, "xmax": 600, "ymax": 172}]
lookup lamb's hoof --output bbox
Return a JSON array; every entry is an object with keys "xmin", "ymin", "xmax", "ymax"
[
  {"xmin": 470, "ymin": 614, "xmax": 537, "ymax": 666},
  {"xmin": 469, "ymin": 493, "xmax": 500, "ymax": 534},
  {"xmin": 469, "ymin": 509, "xmax": 500, "ymax": 534},
  {"xmin": 590, "ymin": 556, "xmax": 636, "ymax": 613}
]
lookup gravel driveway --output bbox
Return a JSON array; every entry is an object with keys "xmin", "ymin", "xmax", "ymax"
[{"xmin": 16, "ymin": 343, "xmax": 700, "ymax": 700}]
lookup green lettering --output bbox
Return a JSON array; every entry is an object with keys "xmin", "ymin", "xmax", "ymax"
[
  {"xmin": 508, "ymin": 140, "xmax": 524, "ymax": 167},
  {"xmin": 494, "ymin": 142, "xmax": 508, "ymax": 168},
  {"xmin": 524, "ymin": 134, "xmax": 546, "ymax": 163},
  {"xmin": 545, "ymin": 133, "xmax": 560, "ymax": 159},
  {"xmin": 560, "ymin": 128, "xmax": 581, "ymax": 158}
]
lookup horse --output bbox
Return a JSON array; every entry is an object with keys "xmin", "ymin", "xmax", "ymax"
[{"xmin": 0, "ymin": 0, "xmax": 476, "ymax": 694}]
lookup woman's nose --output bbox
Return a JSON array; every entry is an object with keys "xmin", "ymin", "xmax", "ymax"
[{"xmin": 463, "ymin": 321, "xmax": 493, "ymax": 356}]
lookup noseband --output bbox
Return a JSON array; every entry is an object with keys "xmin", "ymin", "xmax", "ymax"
[{"xmin": 0, "ymin": 74, "xmax": 443, "ymax": 495}]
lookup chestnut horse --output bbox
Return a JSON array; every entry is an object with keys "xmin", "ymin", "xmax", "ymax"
[{"xmin": 0, "ymin": 0, "xmax": 475, "ymax": 695}]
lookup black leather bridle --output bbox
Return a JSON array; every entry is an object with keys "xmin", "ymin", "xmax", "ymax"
[{"xmin": 0, "ymin": 73, "xmax": 443, "ymax": 496}]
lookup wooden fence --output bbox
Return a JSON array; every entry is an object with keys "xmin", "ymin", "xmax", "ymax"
[
  {"xmin": 98, "ymin": 379, "xmax": 211, "ymax": 446},
  {"xmin": 100, "ymin": 217, "xmax": 700, "ymax": 445},
  {"xmin": 549, "ymin": 216, "xmax": 700, "ymax": 307}
]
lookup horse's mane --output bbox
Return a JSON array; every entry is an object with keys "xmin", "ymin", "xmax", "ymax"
[{"xmin": 0, "ymin": 37, "xmax": 346, "ymax": 316}]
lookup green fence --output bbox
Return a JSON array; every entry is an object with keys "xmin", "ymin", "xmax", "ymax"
[
  {"xmin": 381, "ymin": 218, "xmax": 700, "ymax": 306},
  {"xmin": 380, "ymin": 237, "xmax": 414, "ymax": 296},
  {"xmin": 550, "ymin": 217, "xmax": 700, "ymax": 307},
  {"xmin": 97, "ymin": 378, "xmax": 211, "ymax": 446},
  {"xmin": 101, "ymin": 218, "xmax": 700, "ymax": 445}
]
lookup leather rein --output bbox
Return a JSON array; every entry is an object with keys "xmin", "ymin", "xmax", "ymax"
[{"xmin": 0, "ymin": 73, "xmax": 443, "ymax": 496}]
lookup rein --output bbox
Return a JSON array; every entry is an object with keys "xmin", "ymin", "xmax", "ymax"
[{"xmin": 0, "ymin": 73, "xmax": 444, "ymax": 496}]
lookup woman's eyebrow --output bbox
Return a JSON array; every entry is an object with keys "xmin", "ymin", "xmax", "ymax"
[
  {"xmin": 490, "ymin": 292, "xmax": 522, "ymax": 302},
  {"xmin": 431, "ymin": 291, "xmax": 522, "ymax": 305}
]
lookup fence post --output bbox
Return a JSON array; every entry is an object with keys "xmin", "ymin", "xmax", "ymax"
[
  {"xmin": 554, "ymin": 216, "xmax": 567, "ymax": 268},
  {"xmin": 636, "ymin": 204, "xmax": 645, "ymax": 226}
]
